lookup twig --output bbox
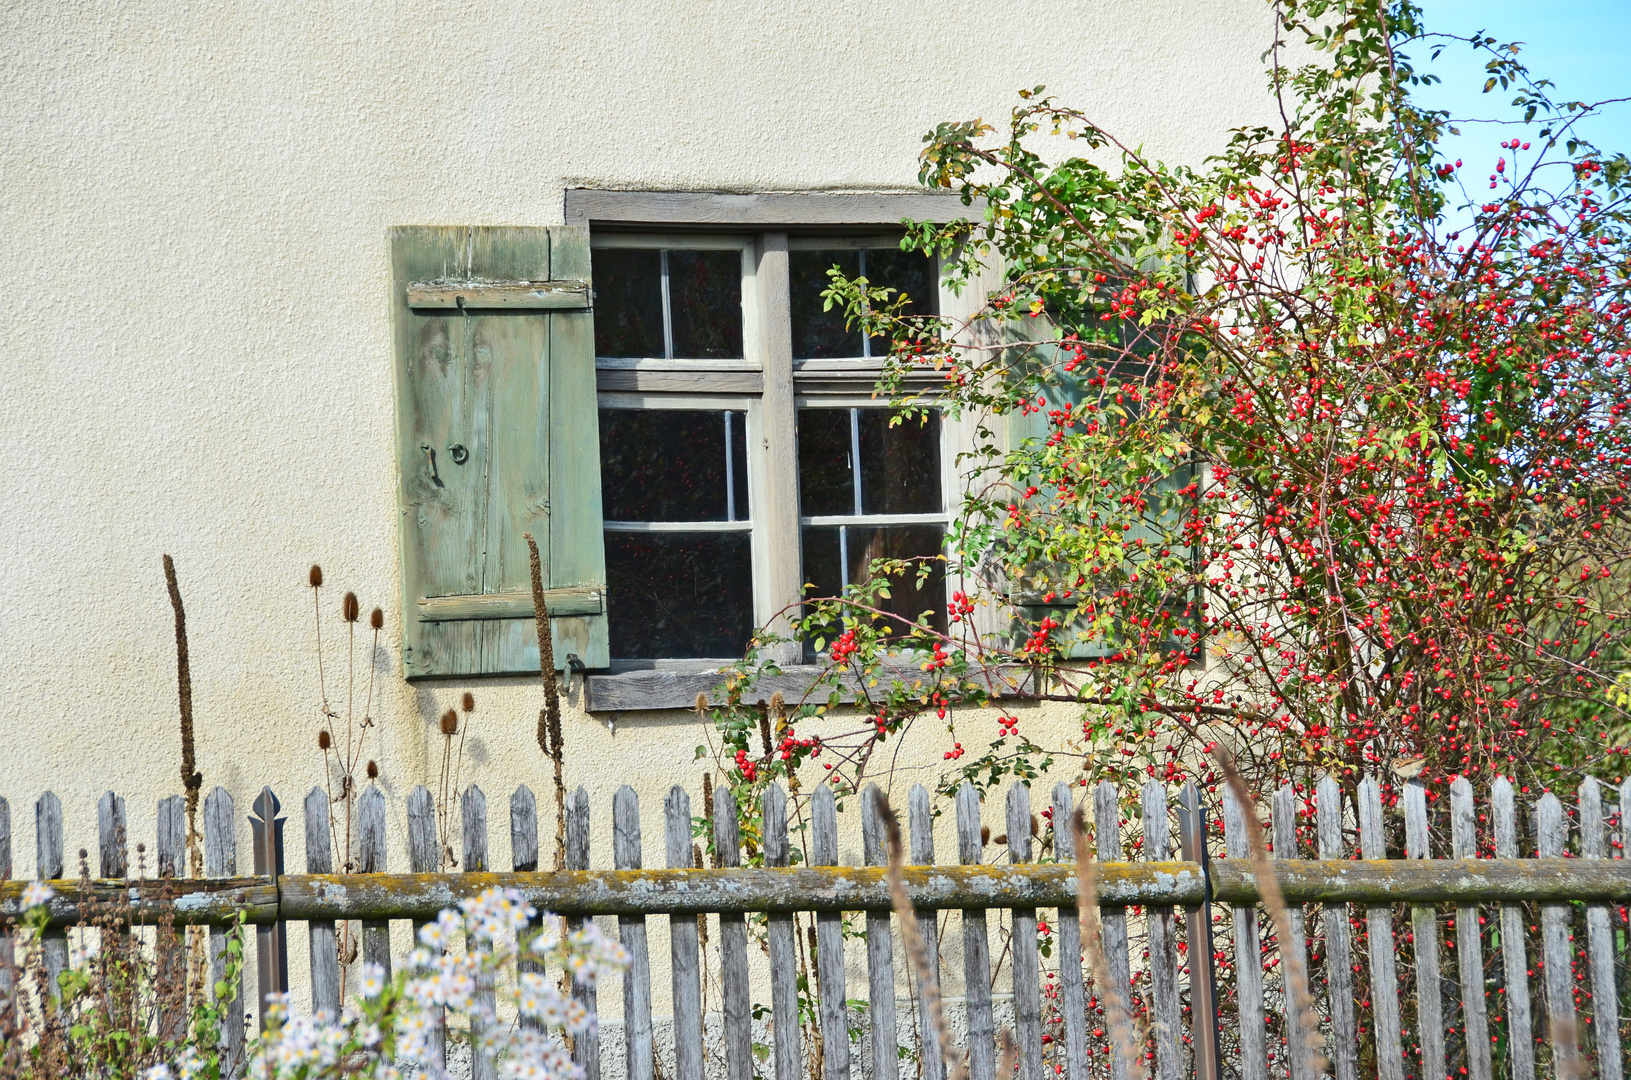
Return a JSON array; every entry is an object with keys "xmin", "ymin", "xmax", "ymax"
[
  {"xmin": 162, "ymin": 555, "xmax": 203, "ymax": 877},
  {"xmin": 524, "ymin": 533, "xmax": 566, "ymax": 870}
]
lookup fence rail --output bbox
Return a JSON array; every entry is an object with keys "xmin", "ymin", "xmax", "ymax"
[{"xmin": 2, "ymin": 773, "xmax": 1628, "ymax": 1080}]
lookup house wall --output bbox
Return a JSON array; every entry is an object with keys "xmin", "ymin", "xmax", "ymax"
[{"xmin": 1, "ymin": 0, "xmax": 1280, "ymax": 1027}]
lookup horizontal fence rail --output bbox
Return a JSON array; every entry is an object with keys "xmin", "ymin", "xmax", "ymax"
[
  {"xmin": 9, "ymin": 858, "xmax": 1631, "ymax": 925},
  {"xmin": 3, "ymin": 772, "xmax": 1628, "ymax": 1080}
]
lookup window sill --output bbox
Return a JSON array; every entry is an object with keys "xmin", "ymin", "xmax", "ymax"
[{"xmin": 584, "ymin": 661, "xmax": 1037, "ymax": 713}]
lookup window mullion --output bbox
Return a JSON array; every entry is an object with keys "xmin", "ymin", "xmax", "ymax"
[
  {"xmin": 659, "ymin": 248, "xmax": 674, "ymax": 360},
  {"xmin": 751, "ymin": 232, "xmax": 802, "ymax": 664}
]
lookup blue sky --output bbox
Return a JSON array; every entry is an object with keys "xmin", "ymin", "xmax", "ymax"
[{"xmin": 1411, "ymin": 0, "xmax": 1630, "ymax": 173}]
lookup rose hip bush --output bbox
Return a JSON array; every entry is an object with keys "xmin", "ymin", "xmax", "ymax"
[{"xmin": 705, "ymin": 0, "xmax": 1631, "ymax": 813}]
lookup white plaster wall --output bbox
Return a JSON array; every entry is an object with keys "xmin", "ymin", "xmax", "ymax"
[{"xmin": 0, "ymin": 0, "xmax": 1280, "ymax": 1027}]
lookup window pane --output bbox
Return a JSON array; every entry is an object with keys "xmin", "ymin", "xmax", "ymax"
[
  {"xmin": 791, "ymin": 250, "xmax": 862, "ymax": 359},
  {"xmin": 796, "ymin": 408, "xmax": 854, "ymax": 517},
  {"xmin": 593, "ymin": 248, "xmax": 663, "ymax": 358},
  {"xmin": 799, "ymin": 524, "xmax": 947, "ymax": 637},
  {"xmin": 859, "ymin": 409, "xmax": 941, "ymax": 514},
  {"xmin": 607, "ymin": 532, "xmax": 754, "ymax": 659},
  {"xmin": 862, "ymin": 248, "xmax": 936, "ymax": 355},
  {"xmin": 601, "ymin": 410, "xmax": 747, "ymax": 522},
  {"xmin": 669, "ymin": 250, "xmax": 743, "ymax": 359},
  {"xmin": 729, "ymin": 409, "xmax": 749, "ymax": 521}
]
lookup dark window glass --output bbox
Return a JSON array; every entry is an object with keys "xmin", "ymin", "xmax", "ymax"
[
  {"xmin": 600, "ymin": 410, "xmax": 749, "ymax": 522},
  {"xmin": 607, "ymin": 532, "xmax": 754, "ymax": 658},
  {"xmin": 669, "ymin": 250, "xmax": 743, "ymax": 359},
  {"xmin": 859, "ymin": 410, "xmax": 941, "ymax": 514},
  {"xmin": 801, "ymin": 523, "xmax": 947, "ymax": 636},
  {"xmin": 796, "ymin": 409, "xmax": 855, "ymax": 517},
  {"xmin": 862, "ymin": 248, "xmax": 936, "ymax": 355},
  {"xmin": 791, "ymin": 250, "xmax": 862, "ymax": 359},
  {"xmin": 593, "ymin": 248, "xmax": 663, "ymax": 359},
  {"xmin": 791, "ymin": 248, "xmax": 936, "ymax": 359}
]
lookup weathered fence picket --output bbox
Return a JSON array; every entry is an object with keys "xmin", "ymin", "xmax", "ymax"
[
  {"xmin": 1221, "ymin": 785, "xmax": 1266, "ymax": 1080},
  {"xmin": 464, "ymin": 784, "xmax": 498, "ymax": 1080},
  {"xmin": 665, "ymin": 785, "xmax": 705, "ymax": 1080},
  {"xmin": 713, "ymin": 785, "xmax": 751, "ymax": 1080},
  {"xmin": 909, "ymin": 783, "xmax": 946, "ymax": 1080},
  {"xmin": 303, "ymin": 787, "xmax": 341, "ymax": 1017},
  {"xmin": 1580, "ymin": 778, "xmax": 1623, "ymax": 1080},
  {"xmin": 203, "ymin": 786, "xmax": 244, "ymax": 1077},
  {"xmin": 957, "ymin": 781, "xmax": 996, "ymax": 1080},
  {"xmin": 1449, "ymin": 777, "xmax": 1493, "ymax": 1080},
  {"xmin": 1403, "ymin": 780, "xmax": 1446, "ymax": 1080},
  {"xmin": 6, "ymin": 772, "xmax": 1631, "ymax": 1080},
  {"xmin": 404, "ymin": 784, "xmax": 444, "ymax": 1070},
  {"xmin": 1006, "ymin": 784, "xmax": 1042, "ymax": 1080},
  {"xmin": 1536, "ymin": 792, "xmax": 1580, "ymax": 1070},
  {"xmin": 1358, "ymin": 776, "xmax": 1405, "ymax": 1080},
  {"xmin": 613, "ymin": 785, "xmax": 654, "ymax": 1080},
  {"xmin": 1316, "ymin": 776, "xmax": 1357, "ymax": 1080},
  {"xmin": 1492, "ymin": 776, "xmax": 1538, "ymax": 1080},
  {"xmin": 358, "ymin": 785, "xmax": 390, "ymax": 979},
  {"xmin": 1142, "ymin": 781, "xmax": 1180, "ymax": 1080},
  {"xmin": 860, "ymin": 784, "xmax": 897, "ymax": 1080}
]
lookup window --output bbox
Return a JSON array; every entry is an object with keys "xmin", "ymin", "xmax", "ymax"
[
  {"xmin": 389, "ymin": 194, "xmax": 978, "ymax": 702},
  {"xmin": 591, "ymin": 232, "xmax": 949, "ymax": 668}
]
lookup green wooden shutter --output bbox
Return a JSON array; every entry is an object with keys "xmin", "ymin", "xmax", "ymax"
[
  {"xmin": 391, "ymin": 226, "xmax": 608, "ymax": 678},
  {"xmin": 1006, "ymin": 350, "xmax": 1196, "ymax": 660}
]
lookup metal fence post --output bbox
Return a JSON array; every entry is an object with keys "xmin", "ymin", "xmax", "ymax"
[
  {"xmin": 1177, "ymin": 782, "xmax": 1222, "ymax": 1080},
  {"xmin": 250, "ymin": 786, "xmax": 287, "ymax": 1029}
]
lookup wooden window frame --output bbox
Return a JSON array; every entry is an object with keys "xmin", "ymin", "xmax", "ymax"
[{"xmin": 573, "ymin": 192, "xmax": 980, "ymax": 711}]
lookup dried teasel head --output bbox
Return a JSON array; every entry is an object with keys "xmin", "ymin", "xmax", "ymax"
[
  {"xmin": 366, "ymin": 760, "xmax": 379, "ymax": 780},
  {"xmin": 370, "ymin": 607, "xmax": 383, "ymax": 630},
  {"xmin": 981, "ymin": 824, "xmax": 991, "ymax": 846},
  {"xmin": 342, "ymin": 592, "xmax": 360, "ymax": 622},
  {"xmin": 694, "ymin": 692, "xmax": 709, "ymax": 715},
  {"xmin": 440, "ymin": 709, "xmax": 458, "ymax": 736},
  {"xmin": 308, "ymin": 564, "xmax": 323, "ymax": 588},
  {"xmin": 461, "ymin": 692, "xmax": 475, "ymax": 713},
  {"xmin": 318, "ymin": 729, "xmax": 332, "ymax": 751},
  {"xmin": 769, "ymin": 691, "xmax": 785, "ymax": 718}
]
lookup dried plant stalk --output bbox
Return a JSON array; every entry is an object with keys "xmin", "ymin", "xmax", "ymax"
[
  {"xmin": 1208, "ymin": 746, "xmax": 1327, "ymax": 1079},
  {"xmin": 524, "ymin": 532, "xmax": 566, "ymax": 870},
  {"xmin": 870, "ymin": 788, "xmax": 966, "ymax": 1080},
  {"xmin": 162, "ymin": 555, "xmax": 203, "ymax": 877},
  {"xmin": 1071, "ymin": 809, "xmax": 1147, "ymax": 1080}
]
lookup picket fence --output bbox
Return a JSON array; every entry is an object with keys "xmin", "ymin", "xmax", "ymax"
[{"xmin": 2, "ymin": 774, "xmax": 1630, "ymax": 1080}]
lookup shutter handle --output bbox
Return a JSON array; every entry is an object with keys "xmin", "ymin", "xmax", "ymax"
[
  {"xmin": 449, "ymin": 444, "xmax": 469, "ymax": 465},
  {"xmin": 419, "ymin": 444, "xmax": 444, "ymax": 488}
]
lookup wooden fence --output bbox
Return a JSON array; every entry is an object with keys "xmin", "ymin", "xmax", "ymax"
[{"xmin": 3, "ymin": 774, "xmax": 1631, "ymax": 1080}]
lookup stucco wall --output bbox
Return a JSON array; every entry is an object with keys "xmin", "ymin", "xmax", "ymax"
[{"xmin": 1, "ymin": 0, "xmax": 1279, "ymax": 1028}]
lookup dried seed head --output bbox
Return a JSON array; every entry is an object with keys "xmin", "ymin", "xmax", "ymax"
[
  {"xmin": 366, "ymin": 760, "xmax": 379, "ymax": 780},
  {"xmin": 309, "ymin": 564, "xmax": 323, "ymax": 588},
  {"xmin": 994, "ymin": 833, "xmax": 1008, "ymax": 846},
  {"xmin": 318, "ymin": 729, "xmax": 331, "ymax": 751},
  {"xmin": 702, "ymin": 772, "xmax": 714, "ymax": 822},
  {"xmin": 980, "ymin": 824, "xmax": 990, "ymax": 846},
  {"xmin": 461, "ymin": 692, "xmax": 475, "ymax": 713},
  {"xmin": 1031, "ymin": 813, "xmax": 1040, "ymax": 839},
  {"xmin": 440, "ymin": 709, "xmax": 458, "ymax": 736},
  {"xmin": 370, "ymin": 607, "xmax": 384, "ymax": 630},
  {"xmin": 342, "ymin": 592, "xmax": 360, "ymax": 622},
  {"xmin": 769, "ymin": 691, "xmax": 785, "ymax": 718},
  {"xmin": 694, "ymin": 692, "xmax": 709, "ymax": 714}
]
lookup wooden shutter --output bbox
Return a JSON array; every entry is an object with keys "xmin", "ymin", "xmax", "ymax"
[{"xmin": 391, "ymin": 226, "xmax": 608, "ymax": 678}]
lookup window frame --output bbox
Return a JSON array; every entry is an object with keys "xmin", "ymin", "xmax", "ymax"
[{"xmin": 570, "ymin": 192, "xmax": 986, "ymax": 708}]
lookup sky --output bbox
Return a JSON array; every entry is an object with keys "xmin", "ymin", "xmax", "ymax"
[{"xmin": 1411, "ymin": 0, "xmax": 1630, "ymax": 176}]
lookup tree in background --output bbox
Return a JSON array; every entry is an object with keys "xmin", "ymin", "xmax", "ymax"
[{"xmin": 704, "ymin": 0, "xmax": 1630, "ymax": 812}]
